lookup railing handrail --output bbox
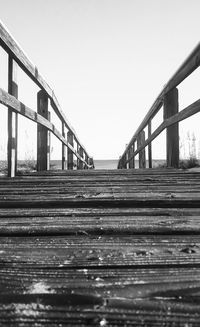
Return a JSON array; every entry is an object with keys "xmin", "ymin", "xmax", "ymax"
[
  {"xmin": 0, "ymin": 88, "xmax": 92, "ymax": 168},
  {"xmin": 0, "ymin": 20, "xmax": 91, "ymax": 160},
  {"xmin": 120, "ymin": 42, "xmax": 200, "ymax": 160}
]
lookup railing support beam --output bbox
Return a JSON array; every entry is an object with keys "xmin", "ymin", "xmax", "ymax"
[
  {"xmin": 7, "ymin": 57, "xmax": 18, "ymax": 177},
  {"xmin": 67, "ymin": 131, "xmax": 74, "ymax": 170},
  {"xmin": 37, "ymin": 90, "xmax": 50, "ymax": 171},
  {"xmin": 164, "ymin": 87, "xmax": 179, "ymax": 168},
  {"xmin": 137, "ymin": 131, "xmax": 146, "ymax": 168}
]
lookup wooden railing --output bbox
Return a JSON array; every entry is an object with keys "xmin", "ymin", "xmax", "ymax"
[
  {"xmin": 0, "ymin": 22, "xmax": 94, "ymax": 177},
  {"xmin": 118, "ymin": 43, "xmax": 200, "ymax": 169}
]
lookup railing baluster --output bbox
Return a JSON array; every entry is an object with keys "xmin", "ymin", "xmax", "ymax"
[
  {"xmin": 148, "ymin": 121, "xmax": 152, "ymax": 168},
  {"xmin": 37, "ymin": 90, "xmax": 49, "ymax": 171},
  {"xmin": 164, "ymin": 87, "xmax": 179, "ymax": 168},
  {"xmin": 67, "ymin": 131, "xmax": 74, "ymax": 170},
  {"xmin": 89, "ymin": 157, "xmax": 94, "ymax": 169},
  {"xmin": 128, "ymin": 144, "xmax": 135, "ymax": 169},
  {"xmin": 137, "ymin": 131, "xmax": 146, "ymax": 168},
  {"xmin": 85, "ymin": 154, "xmax": 89, "ymax": 169},
  {"xmin": 62, "ymin": 122, "xmax": 66, "ymax": 170},
  {"xmin": 47, "ymin": 111, "xmax": 51, "ymax": 170},
  {"xmin": 78, "ymin": 146, "xmax": 84, "ymax": 170},
  {"xmin": 8, "ymin": 56, "xmax": 18, "ymax": 177}
]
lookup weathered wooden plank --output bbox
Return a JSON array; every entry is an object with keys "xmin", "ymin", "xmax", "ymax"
[
  {"xmin": 1, "ymin": 189, "xmax": 200, "ymax": 207},
  {"xmin": 1, "ymin": 266, "xmax": 200, "ymax": 300},
  {"xmin": 0, "ymin": 297, "xmax": 200, "ymax": 326},
  {"xmin": 0, "ymin": 206, "xmax": 199, "ymax": 217},
  {"xmin": 5, "ymin": 167, "xmax": 199, "ymax": 177},
  {"xmin": 0, "ymin": 235, "xmax": 200, "ymax": 267},
  {"xmin": 1, "ymin": 213, "xmax": 200, "ymax": 235},
  {"xmin": 1, "ymin": 170, "xmax": 200, "ymax": 182}
]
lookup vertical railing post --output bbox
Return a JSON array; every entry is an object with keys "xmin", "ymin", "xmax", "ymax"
[
  {"xmin": 8, "ymin": 57, "xmax": 18, "ymax": 177},
  {"xmin": 137, "ymin": 130, "xmax": 146, "ymax": 168},
  {"xmin": 88, "ymin": 157, "xmax": 94, "ymax": 169},
  {"xmin": 62, "ymin": 122, "xmax": 66, "ymax": 170},
  {"xmin": 128, "ymin": 144, "xmax": 135, "ymax": 169},
  {"xmin": 67, "ymin": 131, "xmax": 74, "ymax": 170},
  {"xmin": 84, "ymin": 154, "xmax": 88, "ymax": 169},
  {"xmin": 124, "ymin": 145, "xmax": 129, "ymax": 169},
  {"xmin": 37, "ymin": 90, "xmax": 49, "ymax": 171},
  {"xmin": 47, "ymin": 111, "xmax": 51, "ymax": 170},
  {"xmin": 132, "ymin": 142, "xmax": 135, "ymax": 169},
  {"xmin": 148, "ymin": 121, "xmax": 152, "ymax": 168},
  {"xmin": 164, "ymin": 87, "xmax": 179, "ymax": 168},
  {"xmin": 120, "ymin": 156, "xmax": 124, "ymax": 169},
  {"xmin": 78, "ymin": 146, "xmax": 84, "ymax": 170},
  {"xmin": 122, "ymin": 156, "xmax": 126, "ymax": 169},
  {"xmin": 117, "ymin": 156, "xmax": 121, "ymax": 169}
]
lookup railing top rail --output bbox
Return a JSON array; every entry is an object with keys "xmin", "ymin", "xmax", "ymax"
[
  {"xmin": 0, "ymin": 88, "xmax": 93, "ymax": 168},
  {"xmin": 121, "ymin": 42, "xmax": 200, "ymax": 158},
  {"xmin": 0, "ymin": 20, "xmax": 90, "ymax": 158}
]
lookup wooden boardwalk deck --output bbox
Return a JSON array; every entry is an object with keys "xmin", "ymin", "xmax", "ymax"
[{"xmin": 0, "ymin": 168, "xmax": 200, "ymax": 326}]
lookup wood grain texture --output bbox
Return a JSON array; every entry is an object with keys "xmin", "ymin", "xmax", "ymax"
[
  {"xmin": 0, "ymin": 169, "xmax": 200, "ymax": 325},
  {"xmin": 0, "ymin": 234, "xmax": 200, "ymax": 267}
]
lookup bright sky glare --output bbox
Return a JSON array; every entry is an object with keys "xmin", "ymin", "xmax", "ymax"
[{"xmin": 0, "ymin": 0, "xmax": 200, "ymax": 160}]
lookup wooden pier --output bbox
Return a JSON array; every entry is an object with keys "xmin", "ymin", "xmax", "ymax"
[
  {"xmin": 1, "ymin": 168, "xmax": 200, "ymax": 325},
  {"xmin": 0, "ymin": 23, "xmax": 200, "ymax": 325}
]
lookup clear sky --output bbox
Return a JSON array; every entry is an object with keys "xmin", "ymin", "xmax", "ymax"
[{"xmin": 0, "ymin": 0, "xmax": 200, "ymax": 160}]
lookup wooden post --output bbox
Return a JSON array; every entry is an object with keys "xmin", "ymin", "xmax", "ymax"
[
  {"xmin": 128, "ymin": 144, "xmax": 135, "ymax": 169},
  {"xmin": 137, "ymin": 130, "xmax": 146, "ymax": 168},
  {"xmin": 132, "ymin": 142, "xmax": 135, "ymax": 169},
  {"xmin": 78, "ymin": 146, "xmax": 84, "ymax": 170},
  {"xmin": 7, "ymin": 57, "xmax": 18, "ymax": 177},
  {"xmin": 164, "ymin": 87, "xmax": 179, "ymax": 168},
  {"xmin": 84, "ymin": 154, "xmax": 88, "ymax": 169},
  {"xmin": 88, "ymin": 157, "xmax": 94, "ymax": 169},
  {"xmin": 47, "ymin": 111, "xmax": 51, "ymax": 170},
  {"xmin": 148, "ymin": 121, "xmax": 152, "ymax": 168},
  {"xmin": 37, "ymin": 90, "xmax": 49, "ymax": 171},
  {"xmin": 62, "ymin": 122, "xmax": 66, "ymax": 170},
  {"xmin": 67, "ymin": 131, "xmax": 74, "ymax": 170},
  {"xmin": 118, "ymin": 157, "xmax": 122, "ymax": 169},
  {"xmin": 121, "ymin": 156, "xmax": 126, "ymax": 169}
]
